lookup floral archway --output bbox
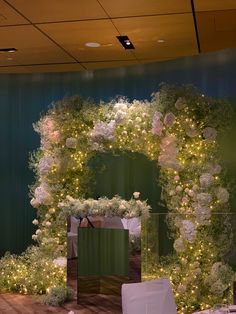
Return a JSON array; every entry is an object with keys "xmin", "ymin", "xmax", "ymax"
[{"xmin": 0, "ymin": 84, "xmax": 234, "ymax": 313}]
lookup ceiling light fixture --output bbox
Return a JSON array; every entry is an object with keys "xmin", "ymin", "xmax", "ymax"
[
  {"xmin": 157, "ymin": 39, "xmax": 165, "ymax": 43},
  {"xmin": 85, "ymin": 42, "xmax": 101, "ymax": 48},
  {"xmin": 0, "ymin": 48, "xmax": 17, "ymax": 53},
  {"xmin": 117, "ymin": 36, "xmax": 135, "ymax": 49}
]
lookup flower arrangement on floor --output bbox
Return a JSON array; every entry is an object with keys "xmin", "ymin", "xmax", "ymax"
[{"xmin": 0, "ymin": 84, "xmax": 235, "ymax": 313}]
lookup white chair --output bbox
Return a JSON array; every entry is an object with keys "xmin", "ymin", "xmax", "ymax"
[
  {"xmin": 103, "ymin": 216, "xmax": 124, "ymax": 229},
  {"xmin": 122, "ymin": 278, "xmax": 177, "ymax": 314},
  {"xmin": 67, "ymin": 216, "xmax": 80, "ymax": 258},
  {"xmin": 122, "ymin": 217, "xmax": 141, "ymax": 237}
]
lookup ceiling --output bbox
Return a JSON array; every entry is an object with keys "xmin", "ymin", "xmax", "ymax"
[{"xmin": 0, "ymin": 0, "xmax": 236, "ymax": 73}]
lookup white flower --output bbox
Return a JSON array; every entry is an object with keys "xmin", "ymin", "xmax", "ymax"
[
  {"xmin": 119, "ymin": 204, "xmax": 126, "ymax": 210},
  {"xmin": 53, "ymin": 257, "xmax": 67, "ymax": 267},
  {"xmin": 210, "ymin": 280, "xmax": 227, "ymax": 296},
  {"xmin": 45, "ymin": 221, "xmax": 51, "ymax": 227},
  {"xmin": 114, "ymin": 110, "xmax": 126, "ymax": 122},
  {"xmin": 196, "ymin": 193, "xmax": 212, "ymax": 205},
  {"xmin": 193, "ymin": 203, "xmax": 211, "ymax": 225},
  {"xmin": 158, "ymin": 135, "xmax": 181, "ymax": 170},
  {"xmin": 199, "ymin": 173, "xmax": 214, "ymax": 188},
  {"xmin": 35, "ymin": 229, "xmax": 42, "ymax": 235},
  {"xmin": 176, "ymin": 186, "xmax": 183, "ymax": 192},
  {"xmin": 175, "ymin": 97, "xmax": 187, "ymax": 110},
  {"xmin": 203, "ymin": 127, "xmax": 217, "ymax": 140},
  {"xmin": 177, "ymin": 284, "xmax": 187, "ymax": 293},
  {"xmin": 91, "ymin": 120, "xmax": 116, "ymax": 142},
  {"xmin": 174, "ymin": 175, "xmax": 180, "ymax": 181},
  {"xmin": 122, "ymin": 130, "xmax": 127, "ymax": 136},
  {"xmin": 38, "ymin": 155, "xmax": 54, "ymax": 176},
  {"xmin": 188, "ymin": 189, "xmax": 195, "ymax": 197},
  {"xmin": 135, "ymin": 117, "xmax": 142, "ymax": 123},
  {"xmin": 205, "ymin": 162, "xmax": 222, "ymax": 175},
  {"xmin": 174, "ymin": 238, "xmax": 186, "ymax": 252},
  {"xmin": 133, "ymin": 192, "xmax": 140, "ymax": 199},
  {"xmin": 30, "ymin": 198, "xmax": 39, "ymax": 208},
  {"xmin": 193, "ymin": 268, "xmax": 202, "ymax": 275},
  {"xmin": 66, "ymin": 137, "xmax": 77, "ymax": 148},
  {"xmin": 216, "ymin": 187, "xmax": 229, "ymax": 203},
  {"xmin": 163, "ymin": 112, "xmax": 175, "ymax": 127},
  {"xmin": 34, "ymin": 183, "xmax": 52, "ymax": 205},
  {"xmin": 32, "ymin": 219, "xmax": 39, "ymax": 225},
  {"xmin": 169, "ymin": 190, "xmax": 175, "ymax": 196},
  {"xmin": 45, "ymin": 213, "xmax": 51, "ymax": 219},
  {"xmin": 151, "ymin": 112, "xmax": 163, "ymax": 136},
  {"xmin": 180, "ymin": 220, "xmax": 196, "ymax": 242},
  {"xmin": 114, "ymin": 102, "xmax": 128, "ymax": 112},
  {"xmin": 185, "ymin": 125, "xmax": 199, "ymax": 137},
  {"xmin": 32, "ymin": 234, "xmax": 37, "ymax": 240},
  {"xmin": 49, "ymin": 207, "xmax": 55, "ymax": 214}
]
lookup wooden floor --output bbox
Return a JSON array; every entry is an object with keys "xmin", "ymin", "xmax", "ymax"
[{"xmin": 0, "ymin": 255, "xmax": 141, "ymax": 314}]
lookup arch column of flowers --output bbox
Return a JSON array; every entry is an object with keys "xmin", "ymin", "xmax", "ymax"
[{"xmin": 0, "ymin": 84, "xmax": 234, "ymax": 313}]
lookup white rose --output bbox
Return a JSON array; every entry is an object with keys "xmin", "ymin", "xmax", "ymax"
[
  {"xmin": 30, "ymin": 198, "xmax": 39, "ymax": 208},
  {"xmin": 133, "ymin": 192, "xmax": 140, "ymax": 199},
  {"xmin": 32, "ymin": 234, "xmax": 37, "ymax": 240},
  {"xmin": 32, "ymin": 219, "xmax": 39, "ymax": 225},
  {"xmin": 35, "ymin": 229, "xmax": 42, "ymax": 235},
  {"xmin": 45, "ymin": 221, "xmax": 51, "ymax": 227}
]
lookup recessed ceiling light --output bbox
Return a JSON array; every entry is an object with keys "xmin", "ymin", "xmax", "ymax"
[
  {"xmin": 117, "ymin": 35, "xmax": 135, "ymax": 49},
  {"xmin": 85, "ymin": 42, "xmax": 101, "ymax": 48},
  {"xmin": 0, "ymin": 47, "xmax": 17, "ymax": 53},
  {"xmin": 7, "ymin": 57, "xmax": 13, "ymax": 60},
  {"xmin": 157, "ymin": 39, "xmax": 165, "ymax": 43}
]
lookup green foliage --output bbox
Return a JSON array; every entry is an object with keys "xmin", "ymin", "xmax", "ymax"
[{"xmin": 42, "ymin": 286, "xmax": 74, "ymax": 307}]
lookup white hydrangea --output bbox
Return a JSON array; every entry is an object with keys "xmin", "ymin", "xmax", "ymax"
[
  {"xmin": 34, "ymin": 183, "xmax": 52, "ymax": 205},
  {"xmin": 199, "ymin": 173, "xmax": 214, "ymax": 188},
  {"xmin": 216, "ymin": 187, "xmax": 229, "ymax": 203},
  {"xmin": 38, "ymin": 155, "xmax": 54, "ymax": 176},
  {"xmin": 193, "ymin": 203, "xmax": 211, "ymax": 225},
  {"xmin": 196, "ymin": 193, "xmax": 212, "ymax": 205},
  {"xmin": 66, "ymin": 137, "xmax": 77, "ymax": 148},
  {"xmin": 53, "ymin": 257, "xmax": 67, "ymax": 267},
  {"xmin": 203, "ymin": 127, "xmax": 217, "ymax": 140},
  {"xmin": 174, "ymin": 238, "xmax": 186, "ymax": 252},
  {"xmin": 180, "ymin": 220, "xmax": 196, "ymax": 242}
]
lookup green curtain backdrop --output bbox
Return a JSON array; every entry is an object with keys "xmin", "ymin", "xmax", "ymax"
[{"xmin": 1, "ymin": 47, "xmax": 236, "ymax": 256}]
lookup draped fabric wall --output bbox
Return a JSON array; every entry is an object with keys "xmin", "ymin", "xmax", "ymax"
[{"xmin": 1, "ymin": 47, "xmax": 236, "ymax": 256}]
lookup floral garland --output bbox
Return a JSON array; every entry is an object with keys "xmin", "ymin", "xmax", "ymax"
[
  {"xmin": 58, "ymin": 193, "xmax": 151, "ymax": 220},
  {"xmin": 0, "ymin": 84, "xmax": 234, "ymax": 313}
]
